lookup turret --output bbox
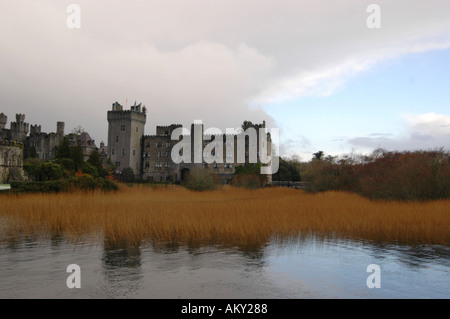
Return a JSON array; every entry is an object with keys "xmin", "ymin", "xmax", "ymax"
[
  {"xmin": 57, "ymin": 122, "xmax": 65, "ymax": 136},
  {"xmin": 0, "ymin": 113, "xmax": 7, "ymax": 130}
]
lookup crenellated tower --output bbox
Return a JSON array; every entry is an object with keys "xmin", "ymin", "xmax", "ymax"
[
  {"xmin": 0, "ymin": 113, "xmax": 7, "ymax": 130},
  {"xmin": 107, "ymin": 102, "xmax": 146, "ymax": 178},
  {"xmin": 10, "ymin": 114, "xmax": 29, "ymax": 142}
]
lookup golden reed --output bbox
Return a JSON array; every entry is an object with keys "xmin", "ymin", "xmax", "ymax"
[{"xmin": 0, "ymin": 185, "xmax": 449, "ymax": 246}]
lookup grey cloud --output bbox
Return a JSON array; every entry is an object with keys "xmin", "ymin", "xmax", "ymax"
[
  {"xmin": 1, "ymin": 0, "xmax": 450, "ymax": 145},
  {"xmin": 348, "ymin": 113, "xmax": 450, "ymax": 151}
]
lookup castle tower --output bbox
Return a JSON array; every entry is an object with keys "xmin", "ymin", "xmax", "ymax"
[
  {"xmin": 10, "ymin": 114, "xmax": 29, "ymax": 142},
  {"xmin": 107, "ymin": 102, "xmax": 146, "ymax": 178},
  {"xmin": 57, "ymin": 122, "xmax": 65, "ymax": 137},
  {"xmin": 0, "ymin": 113, "xmax": 7, "ymax": 130}
]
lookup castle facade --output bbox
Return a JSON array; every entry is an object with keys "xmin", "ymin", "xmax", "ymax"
[{"xmin": 107, "ymin": 102, "xmax": 272, "ymax": 184}]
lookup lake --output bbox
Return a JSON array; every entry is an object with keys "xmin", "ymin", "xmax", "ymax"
[{"xmin": 0, "ymin": 233, "xmax": 448, "ymax": 299}]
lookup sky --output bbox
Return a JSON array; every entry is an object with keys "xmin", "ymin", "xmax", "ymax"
[{"xmin": 1, "ymin": 0, "xmax": 449, "ymax": 160}]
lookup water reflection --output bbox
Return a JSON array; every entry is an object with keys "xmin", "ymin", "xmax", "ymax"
[
  {"xmin": 101, "ymin": 238, "xmax": 143, "ymax": 297},
  {"xmin": 364, "ymin": 241, "xmax": 450, "ymax": 270},
  {"xmin": 0, "ymin": 232, "xmax": 448, "ymax": 298}
]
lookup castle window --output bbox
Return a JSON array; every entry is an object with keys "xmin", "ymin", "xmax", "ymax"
[
  {"xmin": 156, "ymin": 142, "xmax": 162, "ymax": 148},
  {"xmin": 146, "ymin": 143, "xmax": 150, "ymax": 148},
  {"xmin": 145, "ymin": 162, "xmax": 150, "ymax": 168},
  {"xmin": 164, "ymin": 162, "xmax": 169, "ymax": 168},
  {"xmin": 123, "ymin": 149, "xmax": 125, "ymax": 155},
  {"xmin": 116, "ymin": 162, "xmax": 120, "ymax": 167},
  {"xmin": 112, "ymin": 149, "xmax": 115, "ymax": 155},
  {"xmin": 136, "ymin": 127, "xmax": 139, "ymax": 132},
  {"xmin": 155, "ymin": 162, "xmax": 162, "ymax": 168},
  {"xmin": 116, "ymin": 136, "xmax": 119, "ymax": 142},
  {"xmin": 165, "ymin": 142, "xmax": 170, "ymax": 148},
  {"xmin": 121, "ymin": 125, "xmax": 126, "ymax": 131},
  {"xmin": 133, "ymin": 150, "xmax": 136, "ymax": 156},
  {"xmin": 157, "ymin": 152, "xmax": 162, "ymax": 158},
  {"xmin": 165, "ymin": 151, "xmax": 169, "ymax": 157},
  {"xmin": 213, "ymin": 163, "xmax": 219, "ymax": 169},
  {"xmin": 164, "ymin": 130, "xmax": 169, "ymax": 136}
]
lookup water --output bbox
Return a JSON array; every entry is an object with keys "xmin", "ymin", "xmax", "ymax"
[{"xmin": 0, "ymin": 234, "xmax": 448, "ymax": 299}]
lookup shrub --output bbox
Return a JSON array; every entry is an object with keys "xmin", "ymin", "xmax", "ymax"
[
  {"xmin": 39, "ymin": 162, "xmax": 63, "ymax": 181},
  {"xmin": 183, "ymin": 168, "xmax": 219, "ymax": 191},
  {"xmin": 303, "ymin": 149, "xmax": 450, "ymax": 201},
  {"xmin": 10, "ymin": 176, "xmax": 118, "ymax": 193},
  {"xmin": 232, "ymin": 163, "xmax": 266, "ymax": 188}
]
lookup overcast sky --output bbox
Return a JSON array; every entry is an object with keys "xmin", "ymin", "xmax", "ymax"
[{"xmin": 1, "ymin": 0, "xmax": 449, "ymax": 160}]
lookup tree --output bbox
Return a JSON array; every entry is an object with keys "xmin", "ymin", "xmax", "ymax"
[
  {"xmin": 241, "ymin": 121, "xmax": 254, "ymax": 132},
  {"xmin": 28, "ymin": 146, "xmax": 37, "ymax": 159},
  {"xmin": 313, "ymin": 151, "xmax": 324, "ymax": 161},
  {"xmin": 71, "ymin": 126, "xmax": 85, "ymax": 136},
  {"xmin": 39, "ymin": 162, "xmax": 63, "ymax": 181},
  {"xmin": 70, "ymin": 145, "xmax": 84, "ymax": 171},
  {"xmin": 82, "ymin": 162, "xmax": 99, "ymax": 177},
  {"xmin": 23, "ymin": 159, "xmax": 42, "ymax": 181},
  {"xmin": 272, "ymin": 158, "xmax": 301, "ymax": 181},
  {"xmin": 56, "ymin": 136, "xmax": 71, "ymax": 159},
  {"xmin": 87, "ymin": 150, "xmax": 104, "ymax": 176}
]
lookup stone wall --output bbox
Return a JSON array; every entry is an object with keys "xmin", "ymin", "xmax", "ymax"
[{"xmin": 0, "ymin": 141, "xmax": 27, "ymax": 183}]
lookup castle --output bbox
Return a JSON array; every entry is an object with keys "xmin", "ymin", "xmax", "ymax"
[
  {"xmin": 0, "ymin": 103, "xmax": 273, "ymax": 184},
  {"xmin": 0, "ymin": 112, "xmax": 100, "ymax": 183},
  {"xmin": 0, "ymin": 113, "xmax": 65, "ymax": 161},
  {"xmin": 107, "ymin": 102, "xmax": 272, "ymax": 184}
]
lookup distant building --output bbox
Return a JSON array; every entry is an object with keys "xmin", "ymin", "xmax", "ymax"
[
  {"xmin": 0, "ymin": 112, "xmax": 97, "ymax": 165},
  {"xmin": 107, "ymin": 102, "xmax": 272, "ymax": 183},
  {"xmin": 98, "ymin": 141, "xmax": 109, "ymax": 168},
  {"xmin": 67, "ymin": 131, "xmax": 98, "ymax": 162},
  {"xmin": 28, "ymin": 122, "xmax": 65, "ymax": 161}
]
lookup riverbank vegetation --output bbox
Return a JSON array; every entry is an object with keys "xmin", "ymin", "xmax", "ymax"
[
  {"xmin": 1, "ymin": 185, "xmax": 448, "ymax": 246},
  {"xmin": 283, "ymin": 149, "xmax": 450, "ymax": 201},
  {"xmin": 16, "ymin": 137, "xmax": 117, "ymax": 193}
]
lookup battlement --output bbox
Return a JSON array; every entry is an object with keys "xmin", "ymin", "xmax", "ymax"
[
  {"xmin": 30, "ymin": 125, "xmax": 42, "ymax": 135},
  {"xmin": 156, "ymin": 124, "xmax": 183, "ymax": 129},
  {"xmin": 15, "ymin": 114, "xmax": 26, "ymax": 123},
  {"xmin": 107, "ymin": 109, "xmax": 147, "ymax": 123},
  {"xmin": 156, "ymin": 124, "xmax": 183, "ymax": 136},
  {"xmin": 111, "ymin": 101, "xmax": 146, "ymax": 114}
]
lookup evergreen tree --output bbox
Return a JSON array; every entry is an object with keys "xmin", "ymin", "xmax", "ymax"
[
  {"xmin": 70, "ymin": 145, "xmax": 84, "ymax": 170},
  {"xmin": 56, "ymin": 136, "xmax": 71, "ymax": 159}
]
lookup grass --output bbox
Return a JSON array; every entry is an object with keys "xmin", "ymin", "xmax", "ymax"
[{"xmin": 0, "ymin": 185, "xmax": 449, "ymax": 247}]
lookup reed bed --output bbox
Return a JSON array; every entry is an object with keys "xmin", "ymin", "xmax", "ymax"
[{"xmin": 0, "ymin": 185, "xmax": 449, "ymax": 246}]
